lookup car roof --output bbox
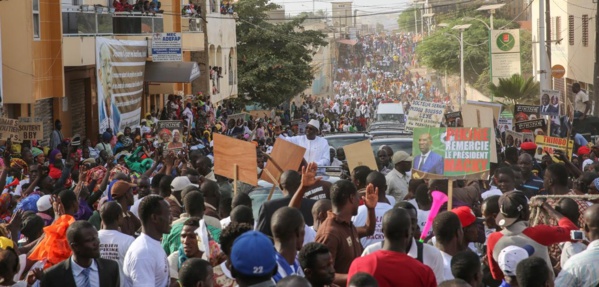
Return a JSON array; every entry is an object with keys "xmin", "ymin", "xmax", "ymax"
[
  {"xmin": 324, "ymin": 133, "xmax": 369, "ymax": 139},
  {"xmin": 370, "ymin": 137, "xmax": 413, "ymax": 143}
]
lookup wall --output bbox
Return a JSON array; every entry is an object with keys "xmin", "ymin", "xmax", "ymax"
[
  {"xmin": 33, "ymin": 0, "xmax": 65, "ymax": 101},
  {"xmin": 34, "ymin": 98, "xmax": 55, "ymax": 143},
  {"xmin": 0, "ymin": 0, "xmax": 34, "ymax": 104}
]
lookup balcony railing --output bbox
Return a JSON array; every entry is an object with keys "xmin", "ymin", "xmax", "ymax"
[
  {"xmin": 182, "ymin": 16, "xmax": 203, "ymax": 33},
  {"xmin": 62, "ymin": 10, "xmax": 164, "ymax": 35}
]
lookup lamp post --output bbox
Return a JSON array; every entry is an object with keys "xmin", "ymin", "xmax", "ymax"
[{"xmin": 451, "ymin": 24, "xmax": 471, "ymax": 108}]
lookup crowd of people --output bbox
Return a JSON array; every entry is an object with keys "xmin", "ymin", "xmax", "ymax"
[{"xmin": 2, "ymin": 30, "xmax": 599, "ymax": 287}]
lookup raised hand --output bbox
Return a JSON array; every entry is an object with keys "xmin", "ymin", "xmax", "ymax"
[
  {"xmin": 363, "ymin": 183, "xmax": 379, "ymax": 209},
  {"xmin": 301, "ymin": 162, "xmax": 321, "ymax": 187}
]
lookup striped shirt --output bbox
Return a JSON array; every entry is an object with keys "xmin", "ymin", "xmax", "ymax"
[
  {"xmin": 272, "ymin": 251, "xmax": 304, "ymax": 283},
  {"xmin": 555, "ymin": 240, "xmax": 599, "ymax": 287}
]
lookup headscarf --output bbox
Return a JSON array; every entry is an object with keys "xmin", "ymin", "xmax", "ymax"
[
  {"xmin": 48, "ymin": 149, "xmax": 61, "ymax": 164},
  {"xmin": 102, "ymin": 131, "xmax": 112, "ymax": 142},
  {"xmin": 31, "ymin": 147, "xmax": 43, "ymax": 158},
  {"xmin": 16, "ymin": 194, "xmax": 41, "ymax": 213}
]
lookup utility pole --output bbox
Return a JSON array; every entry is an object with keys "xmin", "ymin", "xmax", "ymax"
[
  {"xmin": 414, "ymin": 7, "xmax": 418, "ymax": 34},
  {"xmin": 202, "ymin": 0, "xmax": 210, "ymax": 98},
  {"xmin": 538, "ymin": 0, "xmax": 549, "ymax": 91},
  {"xmin": 545, "ymin": 0, "xmax": 552, "ymax": 88},
  {"xmin": 594, "ymin": 0, "xmax": 599, "ymax": 115}
]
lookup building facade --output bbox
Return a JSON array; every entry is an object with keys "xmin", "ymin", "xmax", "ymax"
[{"xmin": 0, "ymin": 0, "xmax": 237, "ymax": 142}]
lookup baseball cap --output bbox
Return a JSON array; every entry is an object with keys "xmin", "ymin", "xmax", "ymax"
[
  {"xmin": 111, "ymin": 180, "xmax": 135, "ymax": 198},
  {"xmin": 171, "ymin": 176, "xmax": 197, "ymax": 192},
  {"xmin": 496, "ymin": 191, "xmax": 528, "ymax": 228},
  {"xmin": 498, "ymin": 245, "xmax": 535, "ymax": 277},
  {"xmin": 451, "ymin": 206, "xmax": 482, "ymax": 228},
  {"xmin": 36, "ymin": 195, "xmax": 52, "ymax": 212},
  {"xmin": 392, "ymin": 151, "xmax": 413, "ymax": 165},
  {"xmin": 230, "ymin": 231, "xmax": 276, "ymax": 277}
]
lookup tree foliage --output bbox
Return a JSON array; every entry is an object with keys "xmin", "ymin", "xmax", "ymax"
[
  {"xmin": 236, "ymin": 0, "xmax": 327, "ymax": 107},
  {"xmin": 413, "ymin": 9, "xmax": 533, "ymax": 96},
  {"xmin": 488, "ymin": 74, "xmax": 539, "ymax": 106},
  {"xmin": 397, "ymin": 8, "xmax": 420, "ymax": 33}
]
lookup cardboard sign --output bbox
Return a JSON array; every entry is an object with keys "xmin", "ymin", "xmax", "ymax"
[
  {"xmin": 445, "ymin": 111, "xmax": 463, "ymax": 127},
  {"xmin": 514, "ymin": 119, "xmax": 547, "ymax": 135},
  {"xmin": 540, "ymin": 89, "xmax": 561, "ymax": 117},
  {"xmin": 0, "ymin": 118, "xmax": 19, "ymax": 141},
  {"xmin": 514, "ymin": 105, "xmax": 540, "ymax": 122},
  {"xmin": 466, "ymin": 100, "xmax": 502, "ymax": 121},
  {"xmin": 411, "ymin": 127, "xmax": 491, "ymax": 179},
  {"xmin": 213, "ymin": 133, "xmax": 258, "ymax": 186},
  {"xmin": 462, "ymin": 104, "xmax": 498, "ymax": 163},
  {"xmin": 405, "ymin": 100, "xmax": 445, "ymax": 131},
  {"xmin": 260, "ymin": 139, "xmax": 306, "ymax": 184},
  {"xmin": 228, "ymin": 113, "xmax": 249, "ymax": 125},
  {"xmin": 344, "ymin": 140, "xmax": 378, "ymax": 172},
  {"xmin": 18, "ymin": 122, "xmax": 43, "ymax": 141},
  {"xmin": 534, "ymin": 135, "xmax": 574, "ymax": 161},
  {"xmin": 498, "ymin": 111, "xmax": 513, "ymax": 133},
  {"xmin": 156, "ymin": 120, "xmax": 185, "ymax": 150}
]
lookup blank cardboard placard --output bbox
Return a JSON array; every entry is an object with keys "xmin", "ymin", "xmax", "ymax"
[
  {"xmin": 260, "ymin": 139, "xmax": 306, "ymax": 184},
  {"xmin": 462, "ymin": 104, "xmax": 498, "ymax": 163},
  {"xmin": 213, "ymin": 133, "xmax": 258, "ymax": 186},
  {"xmin": 467, "ymin": 100, "xmax": 502, "ymax": 122},
  {"xmin": 344, "ymin": 140, "xmax": 378, "ymax": 172}
]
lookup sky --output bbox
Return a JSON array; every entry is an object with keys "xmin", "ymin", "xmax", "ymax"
[{"xmin": 269, "ymin": 0, "xmax": 412, "ymax": 29}]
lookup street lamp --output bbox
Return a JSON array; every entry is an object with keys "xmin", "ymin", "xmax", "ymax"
[
  {"xmin": 476, "ymin": 3, "xmax": 505, "ymax": 30},
  {"xmin": 452, "ymin": 24, "xmax": 471, "ymax": 108}
]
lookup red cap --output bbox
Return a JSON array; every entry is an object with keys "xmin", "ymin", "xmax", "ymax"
[
  {"xmin": 578, "ymin": 146, "xmax": 590, "ymax": 156},
  {"xmin": 451, "ymin": 206, "xmax": 479, "ymax": 227},
  {"xmin": 520, "ymin": 141, "xmax": 537, "ymax": 151}
]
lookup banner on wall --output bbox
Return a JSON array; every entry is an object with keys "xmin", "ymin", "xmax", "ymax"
[
  {"xmin": 411, "ymin": 127, "xmax": 491, "ymax": 180},
  {"xmin": 96, "ymin": 37, "xmax": 147, "ymax": 134}
]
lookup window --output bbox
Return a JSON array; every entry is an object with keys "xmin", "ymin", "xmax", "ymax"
[
  {"xmin": 569, "ymin": 15, "xmax": 574, "ymax": 46},
  {"xmin": 33, "ymin": 0, "xmax": 40, "ymax": 40},
  {"xmin": 555, "ymin": 16, "xmax": 561, "ymax": 42},
  {"xmin": 583, "ymin": 14, "xmax": 589, "ymax": 47}
]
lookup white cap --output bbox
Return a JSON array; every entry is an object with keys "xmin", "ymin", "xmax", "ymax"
[
  {"xmin": 37, "ymin": 195, "xmax": 52, "ymax": 212},
  {"xmin": 308, "ymin": 119, "xmax": 320, "ymax": 131},
  {"xmin": 171, "ymin": 176, "xmax": 198, "ymax": 192},
  {"xmin": 498, "ymin": 245, "xmax": 534, "ymax": 277}
]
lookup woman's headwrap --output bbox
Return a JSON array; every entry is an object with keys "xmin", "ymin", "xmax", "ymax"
[
  {"xmin": 31, "ymin": 147, "xmax": 43, "ymax": 159},
  {"xmin": 48, "ymin": 149, "xmax": 61, "ymax": 164}
]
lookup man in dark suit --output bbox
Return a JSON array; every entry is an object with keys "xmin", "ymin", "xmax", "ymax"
[
  {"xmin": 540, "ymin": 93, "xmax": 558, "ymax": 115},
  {"xmin": 257, "ymin": 170, "xmax": 316, "ymax": 237},
  {"xmin": 413, "ymin": 133, "xmax": 444, "ymax": 175},
  {"xmin": 41, "ymin": 221, "xmax": 120, "ymax": 287}
]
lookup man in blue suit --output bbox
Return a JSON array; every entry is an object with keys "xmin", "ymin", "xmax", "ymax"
[{"xmin": 413, "ymin": 133, "xmax": 444, "ymax": 175}]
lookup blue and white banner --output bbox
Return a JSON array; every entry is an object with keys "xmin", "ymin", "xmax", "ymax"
[{"xmin": 152, "ymin": 33, "xmax": 182, "ymax": 62}]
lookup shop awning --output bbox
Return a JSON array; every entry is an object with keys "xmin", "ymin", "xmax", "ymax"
[
  {"xmin": 336, "ymin": 39, "xmax": 358, "ymax": 46},
  {"xmin": 144, "ymin": 61, "xmax": 201, "ymax": 83}
]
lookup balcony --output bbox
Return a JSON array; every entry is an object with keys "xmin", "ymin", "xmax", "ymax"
[
  {"xmin": 62, "ymin": 10, "xmax": 163, "ymax": 36},
  {"xmin": 181, "ymin": 16, "xmax": 204, "ymax": 51}
]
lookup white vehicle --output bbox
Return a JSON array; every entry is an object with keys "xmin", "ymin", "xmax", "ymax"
[{"xmin": 375, "ymin": 102, "xmax": 405, "ymax": 123}]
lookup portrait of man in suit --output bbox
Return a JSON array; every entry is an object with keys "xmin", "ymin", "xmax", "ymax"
[
  {"xmin": 413, "ymin": 133, "xmax": 444, "ymax": 175},
  {"xmin": 540, "ymin": 93, "xmax": 558, "ymax": 115}
]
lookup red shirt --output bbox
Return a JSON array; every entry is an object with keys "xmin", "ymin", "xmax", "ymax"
[{"xmin": 347, "ymin": 250, "xmax": 437, "ymax": 287}]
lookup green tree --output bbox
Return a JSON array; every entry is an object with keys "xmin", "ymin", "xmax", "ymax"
[
  {"xmin": 488, "ymin": 74, "xmax": 539, "ymax": 106},
  {"xmin": 236, "ymin": 0, "xmax": 327, "ymax": 107},
  {"xmin": 397, "ymin": 8, "xmax": 420, "ymax": 33}
]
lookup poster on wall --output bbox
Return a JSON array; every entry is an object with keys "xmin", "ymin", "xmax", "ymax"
[{"xmin": 96, "ymin": 37, "xmax": 147, "ymax": 134}]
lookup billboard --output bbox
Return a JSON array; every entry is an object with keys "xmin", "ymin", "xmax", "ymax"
[{"xmin": 96, "ymin": 37, "xmax": 147, "ymax": 134}]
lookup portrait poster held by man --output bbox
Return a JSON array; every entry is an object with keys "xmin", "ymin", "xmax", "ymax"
[
  {"xmin": 156, "ymin": 120, "xmax": 186, "ymax": 152},
  {"xmin": 413, "ymin": 132, "xmax": 444, "ymax": 175}
]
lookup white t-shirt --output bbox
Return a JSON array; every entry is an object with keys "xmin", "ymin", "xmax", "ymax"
[
  {"xmin": 130, "ymin": 197, "xmax": 142, "ymax": 219},
  {"xmin": 407, "ymin": 199, "xmax": 431, "ymax": 238},
  {"xmin": 560, "ymin": 241, "xmax": 587, "ymax": 267},
  {"xmin": 575, "ymin": 90, "xmax": 590, "ymax": 113},
  {"xmin": 123, "ymin": 233, "xmax": 169, "ymax": 287},
  {"xmin": 481, "ymin": 186, "xmax": 502, "ymax": 200},
  {"xmin": 99, "ymin": 229, "xmax": 135, "ymax": 287},
  {"xmin": 440, "ymin": 250, "xmax": 454, "ymax": 280},
  {"xmin": 352, "ymin": 202, "xmax": 393, "ymax": 248},
  {"xmin": 304, "ymin": 225, "xmax": 316, "ymax": 246}
]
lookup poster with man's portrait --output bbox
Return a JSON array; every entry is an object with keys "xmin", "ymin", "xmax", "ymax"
[{"xmin": 540, "ymin": 89, "xmax": 560, "ymax": 117}]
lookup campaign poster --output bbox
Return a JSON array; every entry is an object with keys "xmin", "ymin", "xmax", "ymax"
[
  {"xmin": 514, "ymin": 105, "xmax": 540, "ymax": 122},
  {"xmin": 0, "ymin": 118, "xmax": 19, "ymax": 141},
  {"xmin": 96, "ymin": 37, "xmax": 147, "ymax": 134},
  {"xmin": 498, "ymin": 111, "xmax": 513, "ymax": 134},
  {"xmin": 445, "ymin": 111, "xmax": 463, "ymax": 127},
  {"xmin": 514, "ymin": 119, "xmax": 547, "ymax": 135},
  {"xmin": 156, "ymin": 120, "xmax": 185, "ymax": 151},
  {"xmin": 534, "ymin": 135, "xmax": 574, "ymax": 161},
  {"xmin": 405, "ymin": 100, "xmax": 445, "ymax": 131},
  {"xmin": 411, "ymin": 127, "xmax": 491, "ymax": 179},
  {"xmin": 505, "ymin": 130, "xmax": 523, "ymax": 148},
  {"xmin": 540, "ymin": 89, "xmax": 560, "ymax": 117}
]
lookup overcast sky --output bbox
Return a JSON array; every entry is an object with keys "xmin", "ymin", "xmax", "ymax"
[{"xmin": 270, "ymin": 0, "xmax": 412, "ymax": 29}]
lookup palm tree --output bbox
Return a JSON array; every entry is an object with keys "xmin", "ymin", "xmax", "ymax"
[{"xmin": 488, "ymin": 74, "xmax": 539, "ymax": 106}]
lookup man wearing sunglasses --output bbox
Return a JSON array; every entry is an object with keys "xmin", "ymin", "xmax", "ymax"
[{"xmin": 279, "ymin": 119, "xmax": 330, "ymax": 172}]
